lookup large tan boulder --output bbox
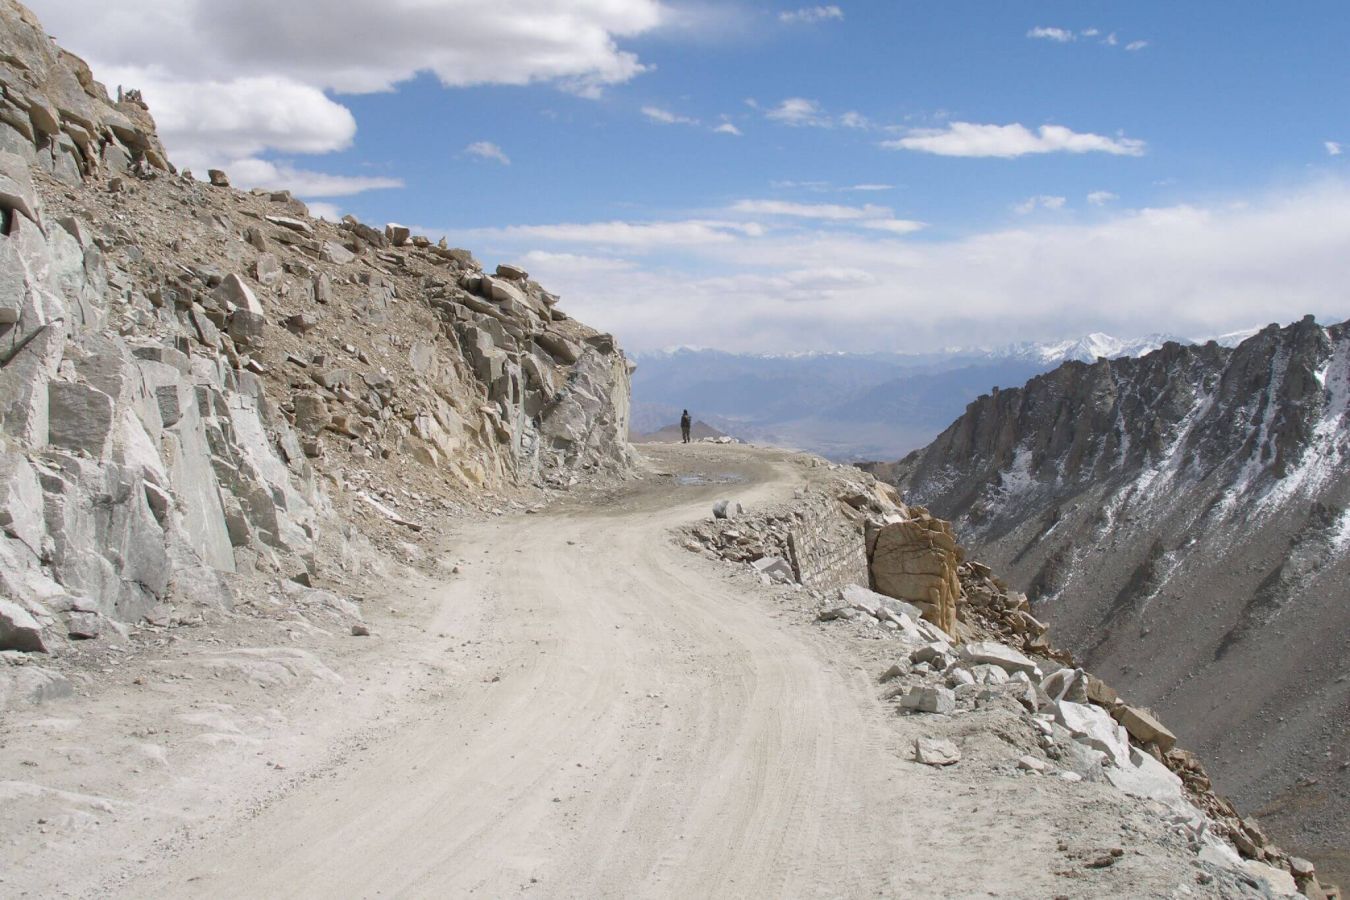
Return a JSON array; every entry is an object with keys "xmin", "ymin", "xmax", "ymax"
[{"xmin": 869, "ymin": 514, "xmax": 963, "ymax": 635}]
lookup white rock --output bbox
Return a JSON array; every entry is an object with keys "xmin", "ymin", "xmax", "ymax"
[
  {"xmin": 1105, "ymin": 746, "xmax": 1185, "ymax": 805},
  {"xmin": 1053, "ymin": 700, "xmax": 1132, "ymax": 768},
  {"xmin": 0, "ymin": 600, "xmax": 46, "ymax": 653},
  {"xmin": 900, "ymin": 685, "xmax": 956, "ymax": 714},
  {"xmin": 752, "ymin": 556, "xmax": 794, "ymax": 585},
  {"xmin": 1018, "ymin": 754, "xmax": 1048, "ymax": 773},
  {"xmin": 712, "ymin": 499, "xmax": 743, "ymax": 520},
  {"xmin": 915, "ymin": 737, "xmax": 960, "ymax": 766},
  {"xmin": 958, "ymin": 641, "xmax": 1040, "ymax": 677}
]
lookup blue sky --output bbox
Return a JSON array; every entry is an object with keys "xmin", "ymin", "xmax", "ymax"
[{"xmin": 36, "ymin": 1, "xmax": 1350, "ymax": 352}]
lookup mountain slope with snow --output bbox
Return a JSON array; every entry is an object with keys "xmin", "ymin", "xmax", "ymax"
[{"xmin": 882, "ymin": 316, "xmax": 1350, "ymax": 880}]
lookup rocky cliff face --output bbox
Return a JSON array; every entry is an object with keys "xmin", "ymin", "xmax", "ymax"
[
  {"xmin": 0, "ymin": 0, "xmax": 634, "ymax": 654},
  {"xmin": 885, "ymin": 317, "xmax": 1350, "ymax": 878}
]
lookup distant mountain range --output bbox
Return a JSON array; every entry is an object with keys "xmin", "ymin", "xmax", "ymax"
[{"xmin": 631, "ymin": 329, "xmax": 1258, "ymax": 460}]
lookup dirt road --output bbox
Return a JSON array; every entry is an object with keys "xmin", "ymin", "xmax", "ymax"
[{"xmin": 4, "ymin": 445, "xmax": 1209, "ymax": 898}]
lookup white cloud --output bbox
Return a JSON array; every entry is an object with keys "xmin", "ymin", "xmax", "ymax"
[
  {"xmin": 849, "ymin": 183, "xmax": 894, "ymax": 192},
  {"xmin": 307, "ymin": 202, "xmax": 342, "ymax": 221},
  {"xmin": 642, "ymin": 105, "xmax": 699, "ymax": 126},
  {"xmin": 1081, "ymin": 28, "xmax": 1100, "ymax": 37},
  {"xmin": 1014, "ymin": 195, "xmax": 1068, "ymax": 214},
  {"xmin": 1125, "ymin": 40, "xmax": 1149, "ymax": 51},
  {"xmin": 862, "ymin": 219, "xmax": 926, "ymax": 234},
  {"xmin": 443, "ymin": 181, "xmax": 1350, "ymax": 354},
  {"xmin": 1103, "ymin": 32, "xmax": 1119, "ymax": 46},
  {"xmin": 29, "ymin": 0, "xmax": 663, "ymax": 168},
  {"xmin": 222, "ymin": 158, "xmax": 403, "ymax": 197},
  {"xmin": 779, "ymin": 5, "xmax": 844, "ymax": 25},
  {"xmin": 476, "ymin": 219, "xmax": 763, "ymax": 249},
  {"xmin": 884, "ymin": 122, "xmax": 1146, "ymax": 158},
  {"xmin": 1087, "ymin": 190, "xmax": 1119, "ymax": 206},
  {"xmin": 1027, "ymin": 27, "xmax": 1075, "ymax": 43},
  {"xmin": 713, "ymin": 122, "xmax": 743, "ymax": 136},
  {"xmin": 730, "ymin": 199, "xmax": 894, "ymax": 220},
  {"xmin": 1327, "ymin": 142, "xmax": 1343, "ymax": 157},
  {"xmin": 838, "ymin": 111, "xmax": 869, "ymax": 129},
  {"xmin": 465, "ymin": 141, "xmax": 511, "ymax": 165},
  {"xmin": 766, "ymin": 97, "xmax": 830, "ymax": 127}
]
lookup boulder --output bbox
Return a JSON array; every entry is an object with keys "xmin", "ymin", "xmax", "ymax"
[
  {"xmin": 0, "ymin": 599, "xmax": 46, "ymax": 652},
  {"xmin": 207, "ymin": 168, "xmax": 229, "ymax": 186},
  {"xmin": 899, "ymin": 685, "xmax": 956, "ymax": 714},
  {"xmin": 496, "ymin": 263, "xmax": 529, "ymax": 281},
  {"xmin": 67, "ymin": 611, "xmax": 101, "ymax": 639},
  {"xmin": 255, "ymin": 252, "xmax": 282, "ymax": 286},
  {"xmin": 1041, "ymin": 666, "xmax": 1089, "ymax": 703},
  {"xmin": 712, "ymin": 499, "xmax": 743, "ymax": 520},
  {"xmin": 870, "ymin": 515, "xmax": 963, "ymax": 635},
  {"xmin": 914, "ymin": 737, "xmax": 960, "ymax": 766},
  {"xmin": 213, "ymin": 273, "xmax": 264, "ymax": 315},
  {"xmin": 384, "ymin": 223, "xmax": 410, "ymax": 246},
  {"xmin": 266, "ymin": 215, "xmax": 314, "ymax": 235},
  {"xmin": 1052, "ymin": 700, "xmax": 1132, "ymax": 768},
  {"xmin": 0, "ymin": 150, "xmax": 39, "ymax": 225},
  {"xmin": 536, "ymin": 331, "xmax": 582, "ymax": 364},
  {"xmin": 958, "ymin": 641, "xmax": 1039, "ymax": 677},
  {"xmin": 1104, "ymin": 747, "xmax": 1185, "ymax": 805},
  {"xmin": 1111, "ymin": 704, "xmax": 1177, "ymax": 753},
  {"xmin": 752, "ymin": 556, "xmax": 794, "ymax": 584}
]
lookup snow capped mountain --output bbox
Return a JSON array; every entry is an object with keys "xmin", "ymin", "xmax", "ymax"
[{"xmin": 882, "ymin": 315, "xmax": 1350, "ymax": 868}]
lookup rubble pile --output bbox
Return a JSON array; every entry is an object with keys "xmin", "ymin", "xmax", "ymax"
[{"xmin": 682, "ymin": 459, "xmax": 1339, "ymax": 899}]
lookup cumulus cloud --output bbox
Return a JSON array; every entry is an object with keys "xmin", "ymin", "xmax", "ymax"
[
  {"xmin": 713, "ymin": 122, "xmax": 743, "ymax": 136},
  {"xmin": 1014, "ymin": 195, "xmax": 1067, "ymax": 214},
  {"xmin": 1087, "ymin": 190, "xmax": 1119, "ymax": 206},
  {"xmin": 465, "ymin": 141, "xmax": 511, "ymax": 165},
  {"xmin": 1125, "ymin": 40, "xmax": 1149, "ymax": 51},
  {"xmin": 1327, "ymin": 142, "xmax": 1344, "ymax": 157},
  {"xmin": 478, "ymin": 219, "xmax": 763, "ymax": 249},
  {"xmin": 28, "ymin": 0, "xmax": 663, "ymax": 171},
  {"xmin": 729, "ymin": 199, "xmax": 894, "ymax": 220},
  {"xmin": 642, "ymin": 106, "xmax": 699, "ymax": 126},
  {"xmin": 441, "ymin": 181, "xmax": 1350, "ymax": 353},
  {"xmin": 766, "ymin": 97, "xmax": 830, "ymax": 127},
  {"xmin": 224, "ymin": 158, "xmax": 403, "ymax": 197},
  {"xmin": 849, "ymin": 183, "xmax": 894, "ymax": 192},
  {"xmin": 779, "ymin": 5, "xmax": 844, "ymax": 25},
  {"xmin": 1027, "ymin": 26, "xmax": 1075, "ymax": 43},
  {"xmin": 884, "ymin": 122, "xmax": 1146, "ymax": 158}
]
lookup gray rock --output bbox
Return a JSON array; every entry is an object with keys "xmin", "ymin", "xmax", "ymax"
[
  {"xmin": 255, "ymin": 252, "xmax": 282, "ymax": 286},
  {"xmin": 208, "ymin": 168, "xmax": 230, "ymax": 186},
  {"xmin": 384, "ymin": 223, "xmax": 410, "ymax": 246},
  {"xmin": 0, "ymin": 150, "xmax": 39, "ymax": 225},
  {"xmin": 0, "ymin": 599, "xmax": 46, "ymax": 652},
  {"xmin": 67, "ymin": 611, "xmax": 101, "ymax": 639},
  {"xmin": 266, "ymin": 215, "xmax": 314, "ymax": 235},
  {"xmin": 0, "ymin": 451, "xmax": 45, "ymax": 555},
  {"xmin": 958, "ymin": 640, "xmax": 1040, "ymax": 677},
  {"xmin": 752, "ymin": 556, "xmax": 794, "ymax": 584},
  {"xmin": 496, "ymin": 263, "xmax": 529, "ymax": 281},
  {"xmin": 536, "ymin": 331, "xmax": 582, "ymax": 364},
  {"xmin": 899, "ymin": 685, "xmax": 956, "ymax": 714},
  {"xmin": 914, "ymin": 737, "xmax": 960, "ymax": 766},
  {"xmin": 213, "ymin": 273, "xmax": 264, "ymax": 315},
  {"xmin": 47, "ymin": 382, "xmax": 115, "ymax": 457},
  {"xmin": 321, "ymin": 241, "xmax": 355, "ymax": 265},
  {"xmin": 712, "ymin": 499, "xmax": 743, "ymax": 520}
]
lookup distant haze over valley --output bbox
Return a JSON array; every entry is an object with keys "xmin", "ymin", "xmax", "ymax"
[{"xmin": 631, "ymin": 328, "xmax": 1261, "ymax": 460}]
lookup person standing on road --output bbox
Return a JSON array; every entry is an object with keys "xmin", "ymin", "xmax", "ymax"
[{"xmin": 680, "ymin": 409, "xmax": 692, "ymax": 444}]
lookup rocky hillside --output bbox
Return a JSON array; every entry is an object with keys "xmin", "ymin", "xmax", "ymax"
[
  {"xmin": 0, "ymin": 0, "xmax": 633, "ymax": 656},
  {"xmin": 882, "ymin": 317, "xmax": 1350, "ymax": 882}
]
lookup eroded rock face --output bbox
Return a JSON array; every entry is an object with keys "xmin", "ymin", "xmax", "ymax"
[
  {"xmin": 868, "ymin": 513, "xmax": 963, "ymax": 635},
  {"xmin": 0, "ymin": 0, "xmax": 636, "ymax": 652}
]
